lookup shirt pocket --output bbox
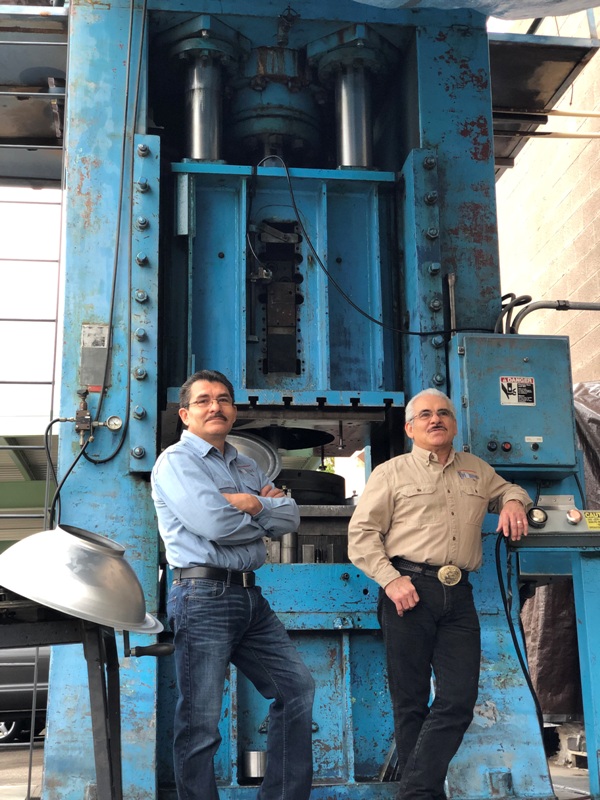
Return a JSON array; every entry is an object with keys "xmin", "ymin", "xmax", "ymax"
[
  {"xmin": 459, "ymin": 482, "xmax": 488, "ymax": 525},
  {"xmin": 216, "ymin": 484, "xmax": 239, "ymax": 493},
  {"xmin": 239, "ymin": 474, "xmax": 263, "ymax": 494},
  {"xmin": 395, "ymin": 483, "xmax": 438, "ymax": 523}
]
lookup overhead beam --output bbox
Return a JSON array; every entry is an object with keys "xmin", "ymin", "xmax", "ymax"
[{"xmin": 0, "ymin": 436, "xmax": 38, "ymax": 480}]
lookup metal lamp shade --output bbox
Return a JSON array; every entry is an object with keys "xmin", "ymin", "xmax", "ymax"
[{"xmin": 0, "ymin": 525, "xmax": 162, "ymax": 634}]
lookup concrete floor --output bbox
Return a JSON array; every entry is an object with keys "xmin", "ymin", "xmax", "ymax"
[{"xmin": 550, "ymin": 763, "xmax": 591, "ymax": 800}]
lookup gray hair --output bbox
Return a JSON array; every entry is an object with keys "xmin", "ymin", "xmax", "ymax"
[{"xmin": 405, "ymin": 388, "xmax": 457, "ymax": 423}]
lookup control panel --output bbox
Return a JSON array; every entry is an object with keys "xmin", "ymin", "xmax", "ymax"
[
  {"xmin": 509, "ymin": 505, "xmax": 600, "ymax": 549},
  {"xmin": 448, "ymin": 334, "xmax": 577, "ymax": 478}
]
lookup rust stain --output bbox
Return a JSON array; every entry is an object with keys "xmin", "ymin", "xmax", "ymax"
[
  {"xmin": 474, "ymin": 699, "xmax": 499, "ymax": 725},
  {"xmin": 446, "ymin": 203, "xmax": 496, "ymax": 250},
  {"xmin": 436, "ymin": 47, "xmax": 489, "ymax": 94},
  {"xmin": 73, "ymin": 155, "xmax": 103, "ymax": 230},
  {"xmin": 471, "ymin": 179, "xmax": 492, "ymax": 200},
  {"xmin": 458, "ymin": 115, "xmax": 491, "ymax": 162},
  {"xmin": 326, "ymin": 643, "xmax": 338, "ymax": 671}
]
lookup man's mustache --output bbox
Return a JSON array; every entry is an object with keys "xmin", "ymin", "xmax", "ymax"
[{"xmin": 208, "ymin": 413, "xmax": 227, "ymax": 421}]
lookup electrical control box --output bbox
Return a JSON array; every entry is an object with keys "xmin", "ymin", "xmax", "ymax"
[{"xmin": 448, "ymin": 334, "xmax": 577, "ymax": 478}]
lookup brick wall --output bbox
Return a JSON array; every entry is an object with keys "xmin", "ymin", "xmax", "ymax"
[{"xmin": 495, "ymin": 10, "xmax": 600, "ymax": 382}]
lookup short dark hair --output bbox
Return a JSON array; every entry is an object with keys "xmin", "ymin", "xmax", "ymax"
[{"xmin": 179, "ymin": 370, "xmax": 235, "ymax": 408}]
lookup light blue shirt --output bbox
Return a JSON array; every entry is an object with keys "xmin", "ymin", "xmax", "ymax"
[{"xmin": 151, "ymin": 430, "xmax": 300, "ymax": 571}]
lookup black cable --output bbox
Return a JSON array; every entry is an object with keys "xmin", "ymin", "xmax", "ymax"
[
  {"xmin": 43, "ymin": 419, "xmax": 61, "ymax": 489},
  {"xmin": 495, "ymin": 533, "xmax": 545, "ymax": 733},
  {"xmin": 494, "ymin": 294, "xmax": 532, "ymax": 334},
  {"xmin": 48, "ymin": 437, "xmax": 91, "ymax": 528},
  {"xmin": 43, "ymin": 418, "xmax": 64, "ymax": 527},
  {"xmin": 89, "ymin": 0, "xmax": 137, "ymax": 427},
  {"xmin": 255, "ymin": 155, "xmax": 494, "ymax": 338},
  {"xmin": 494, "ymin": 293, "xmax": 516, "ymax": 334},
  {"xmin": 84, "ymin": 0, "xmax": 148, "ymax": 464},
  {"xmin": 573, "ymin": 470, "xmax": 587, "ymax": 509}
]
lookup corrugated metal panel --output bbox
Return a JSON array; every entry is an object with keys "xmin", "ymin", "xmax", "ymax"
[{"xmin": 0, "ymin": 435, "xmax": 58, "ymax": 481}]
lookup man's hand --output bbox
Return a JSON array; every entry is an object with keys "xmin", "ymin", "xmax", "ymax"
[
  {"xmin": 222, "ymin": 485, "xmax": 284, "ymax": 516},
  {"xmin": 222, "ymin": 492, "xmax": 263, "ymax": 516},
  {"xmin": 385, "ymin": 575, "xmax": 420, "ymax": 617},
  {"xmin": 259, "ymin": 485, "xmax": 285, "ymax": 498},
  {"xmin": 497, "ymin": 499, "xmax": 528, "ymax": 541}
]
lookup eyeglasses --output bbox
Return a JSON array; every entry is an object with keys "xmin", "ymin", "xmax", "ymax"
[
  {"xmin": 409, "ymin": 408, "xmax": 454, "ymax": 423},
  {"xmin": 184, "ymin": 396, "xmax": 233, "ymax": 409}
]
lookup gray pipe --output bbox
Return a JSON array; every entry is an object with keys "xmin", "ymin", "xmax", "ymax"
[
  {"xmin": 185, "ymin": 56, "xmax": 222, "ymax": 161},
  {"xmin": 512, "ymin": 300, "xmax": 600, "ymax": 332},
  {"xmin": 336, "ymin": 64, "xmax": 372, "ymax": 168}
]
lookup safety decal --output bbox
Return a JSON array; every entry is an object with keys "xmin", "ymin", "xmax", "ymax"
[
  {"xmin": 500, "ymin": 376, "xmax": 535, "ymax": 406},
  {"xmin": 584, "ymin": 511, "xmax": 600, "ymax": 530}
]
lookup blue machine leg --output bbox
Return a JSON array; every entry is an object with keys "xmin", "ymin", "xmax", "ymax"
[{"xmin": 571, "ymin": 552, "xmax": 600, "ymax": 797}]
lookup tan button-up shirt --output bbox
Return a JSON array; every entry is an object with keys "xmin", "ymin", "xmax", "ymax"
[{"xmin": 347, "ymin": 445, "xmax": 532, "ymax": 588}]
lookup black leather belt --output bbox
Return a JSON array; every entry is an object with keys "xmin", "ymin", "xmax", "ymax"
[
  {"xmin": 172, "ymin": 565, "xmax": 255, "ymax": 588},
  {"xmin": 391, "ymin": 557, "xmax": 469, "ymax": 586}
]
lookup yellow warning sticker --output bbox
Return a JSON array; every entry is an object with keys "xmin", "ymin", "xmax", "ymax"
[{"xmin": 583, "ymin": 511, "xmax": 600, "ymax": 530}]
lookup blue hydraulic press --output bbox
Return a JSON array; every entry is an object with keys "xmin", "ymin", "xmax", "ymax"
[{"xmin": 40, "ymin": 1, "xmax": 599, "ymax": 799}]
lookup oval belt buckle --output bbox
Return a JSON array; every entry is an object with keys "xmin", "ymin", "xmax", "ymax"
[{"xmin": 437, "ymin": 565, "xmax": 462, "ymax": 586}]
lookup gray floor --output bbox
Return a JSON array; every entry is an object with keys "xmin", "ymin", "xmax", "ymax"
[{"xmin": 550, "ymin": 763, "xmax": 591, "ymax": 800}]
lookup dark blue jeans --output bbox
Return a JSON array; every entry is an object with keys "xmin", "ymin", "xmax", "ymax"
[
  {"xmin": 378, "ymin": 572, "xmax": 481, "ymax": 800},
  {"xmin": 168, "ymin": 578, "xmax": 315, "ymax": 800}
]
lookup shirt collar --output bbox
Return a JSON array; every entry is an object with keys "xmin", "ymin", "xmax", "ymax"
[
  {"xmin": 412, "ymin": 443, "xmax": 456, "ymax": 465},
  {"xmin": 181, "ymin": 429, "xmax": 238, "ymax": 463}
]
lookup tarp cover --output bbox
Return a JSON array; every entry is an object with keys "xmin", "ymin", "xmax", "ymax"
[
  {"xmin": 353, "ymin": 0, "xmax": 598, "ymax": 20},
  {"xmin": 573, "ymin": 381, "xmax": 600, "ymax": 511},
  {"xmin": 520, "ymin": 382, "xmax": 599, "ymax": 720}
]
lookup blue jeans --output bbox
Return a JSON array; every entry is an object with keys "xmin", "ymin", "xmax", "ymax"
[
  {"xmin": 168, "ymin": 577, "xmax": 315, "ymax": 800},
  {"xmin": 378, "ymin": 572, "xmax": 481, "ymax": 800}
]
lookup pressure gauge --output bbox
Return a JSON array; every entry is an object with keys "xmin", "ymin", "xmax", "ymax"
[
  {"xmin": 106, "ymin": 415, "xmax": 123, "ymax": 431},
  {"xmin": 527, "ymin": 507, "xmax": 548, "ymax": 529}
]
